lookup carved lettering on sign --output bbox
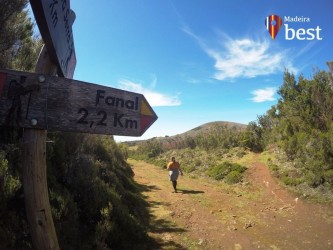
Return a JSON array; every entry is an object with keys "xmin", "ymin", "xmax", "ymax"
[
  {"xmin": 76, "ymin": 108, "xmax": 139, "ymax": 130},
  {"xmin": 49, "ymin": 0, "xmax": 58, "ymax": 28},
  {"xmin": 95, "ymin": 90, "xmax": 139, "ymax": 110}
]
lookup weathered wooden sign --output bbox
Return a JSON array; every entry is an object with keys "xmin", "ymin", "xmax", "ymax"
[
  {"xmin": 0, "ymin": 69, "xmax": 157, "ymax": 136},
  {"xmin": 30, "ymin": 0, "xmax": 76, "ymax": 78}
]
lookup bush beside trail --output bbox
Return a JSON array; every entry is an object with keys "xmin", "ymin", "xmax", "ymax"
[
  {"xmin": 207, "ymin": 162, "xmax": 247, "ymax": 183},
  {"xmin": 130, "ymin": 144, "xmax": 249, "ymax": 185},
  {"xmin": 1, "ymin": 132, "xmax": 157, "ymax": 249}
]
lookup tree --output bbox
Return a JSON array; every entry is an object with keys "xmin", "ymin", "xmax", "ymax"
[
  {"xmin": 241, "ymin": 121, "xmax": 263, "ymax": 152},
  {"xmin": 0, "ymin": 0, "xmax": 42, "ymax": 71},
  {"xmin": 264, "ymin": 70, "xmax": 333, "ymax": 187}
]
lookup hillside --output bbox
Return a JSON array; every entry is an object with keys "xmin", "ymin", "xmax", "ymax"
[
  {"xmin": 125, "ymin": 121, "xmax": 247, "ymax": 146},
  {"xmin": 174, "ymin": 121, "xmax": 247, "ymax": 138}
]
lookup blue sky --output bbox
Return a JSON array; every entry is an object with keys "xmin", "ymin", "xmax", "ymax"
[{"xmin": 33, "ymin": 0, "xmax": 333, "ymax": 141}]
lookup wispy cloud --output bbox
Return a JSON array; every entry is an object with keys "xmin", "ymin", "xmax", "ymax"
[
  {"xmin": 251, "ymin": 87, "xmax": 277, "ymax": 103},
  {"xmin": 183, "ymin": 27, "xmax": 297, "ymax": 80},
  {"xmin": 210, "ymin": 39, "xmax": 288, "ymax": 80},
  {"xmin": 118, "ymin": 79, "xmax": 181, "ymax": 107}
]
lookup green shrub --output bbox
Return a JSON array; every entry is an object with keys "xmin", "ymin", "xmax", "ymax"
[
  {"xmin": 230, "ymin": 163, "xmax": 247, "ymax": 173},
  {"xmin": 207, "ymin": 162, "xmax": 246, "ymax": 182},
  {"xmin": 0, "ymin": 152, "xmax": 21, "ymax": 198},
  {"xmin": 236, "ymin": 150, "xmax": 246, "ymax": 158},
  {"xmin": 151, "ymin": 158, "xmax": 166, "ymax": 169},
  {"xmin": 182, "ymin": 164, "xmax": 196, "ymax": 173},
  {"xmin": 324, "ymin": 169, "xmax": 333, "ymax": 185},
  {"xmin": 207, "ymin": 162, "xmax": 230, "ymax": 180},
  {"xmin": 268, "ymin": 163, "xmax": 279, "ymax": 172},
  {"xmin": 305, "ymin": 171, "xmax": 325, "ymax": 188},
  {"xmin": 225, "ymin": 171, "xmax": 243, "ymax": 184},
  {"xmin": 44, "ymin": 133, "xmax": 153, "ymax": 249},
  {"xmin": 282, "ymin": 176, "xmax": 303, "ymax": 186},
  {"xmin": 194, "ymin": 159, "xmax": 202, "ymax": 166}
]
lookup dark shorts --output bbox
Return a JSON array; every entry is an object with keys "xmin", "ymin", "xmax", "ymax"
[{"xmin": 169, "ymin": 170, "xmax": 179, "ymax": 181}]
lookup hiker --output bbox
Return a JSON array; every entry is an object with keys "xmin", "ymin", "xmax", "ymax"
[{"xmin": 167, "ymin": 157, "xmax": 183, "ymax": 193}]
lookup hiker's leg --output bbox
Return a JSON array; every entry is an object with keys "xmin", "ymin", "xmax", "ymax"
[
  {"xmin": 172, "ymin": 181, "xmax": 177, "ymax": 191},
  {"xmin": 172, "ymin": 181, "xmax": 178, "ymax": 192}
]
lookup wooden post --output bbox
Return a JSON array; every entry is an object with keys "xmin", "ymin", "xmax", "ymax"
[{"xmin": 22, "ymin": 46, "xmax": 60, "ymax": 250}]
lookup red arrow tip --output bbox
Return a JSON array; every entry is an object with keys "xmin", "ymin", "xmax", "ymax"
[
  {"xmin": 140, "ymin": 98, "xmax": 157, "ymax": 135},
  {"xmin": 141, "ymin": 115, "xmax": 156, "ymax": 132}
]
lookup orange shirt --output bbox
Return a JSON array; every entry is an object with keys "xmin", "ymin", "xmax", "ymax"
[{"xmin": 167, "ymin": 161, "xmax": 180, "ymax": 170}]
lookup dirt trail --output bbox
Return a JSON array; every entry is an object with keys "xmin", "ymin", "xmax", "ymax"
[{"xmin": 129, "ymin": 158, "xmax": 333, "ymax": 249}]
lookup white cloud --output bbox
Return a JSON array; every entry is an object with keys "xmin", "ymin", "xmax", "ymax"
[
  {"xmin": 210, "ymin": 39, "xmax": 284, "ymax": 80},
  {"xmin": 251, "ymin": 87, "xmax": 277, "ymax": 103},
  {"xmin": 183, "ymin": 28, "xmax": 297, "ymax": 80},
  {"xmin": 118, "ymin": 79, "xmax": 181, "ymax": 107}
]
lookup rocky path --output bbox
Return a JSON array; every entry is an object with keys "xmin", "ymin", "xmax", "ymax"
[{"xmin": 129, "ymin": 158, "xmax": 333, "ymax": 249}]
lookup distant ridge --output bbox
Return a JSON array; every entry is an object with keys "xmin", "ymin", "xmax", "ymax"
[
  {"xmin": 178, "ymin": 121, "xmax": 247, "ymax": 138},
  {"xmin": 123, "ymin": 121, "xmax": 247, "ymax": 145}
]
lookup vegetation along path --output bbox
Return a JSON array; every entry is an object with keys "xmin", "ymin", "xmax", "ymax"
[{"xmin": 128, "ymin": 156, "xmax": 333, "ymax": 249}]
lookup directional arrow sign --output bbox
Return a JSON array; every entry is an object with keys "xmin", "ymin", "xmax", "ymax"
[
  {"xmin": 0, "ymin": 69, "xmax": 157, "ymax": 136},
  {"xmin": 30, "ymin": 0, "xmax": 76, "ymax": 78}
]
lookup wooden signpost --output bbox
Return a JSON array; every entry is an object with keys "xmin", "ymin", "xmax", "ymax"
[
  {"xmin": 22, "ymin": 46, "xmax": 60, "ymax": 250},
  {"xmin": 0, "ymin": 69, "xmax": 157, "ymax": 136},
  {"xmin": 21, "ymin": 1, "xmax": 76, "ymax": 248},
  {"xmin": 0, "ymin": 0, "xmax": 158, "ymax": 249}
]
